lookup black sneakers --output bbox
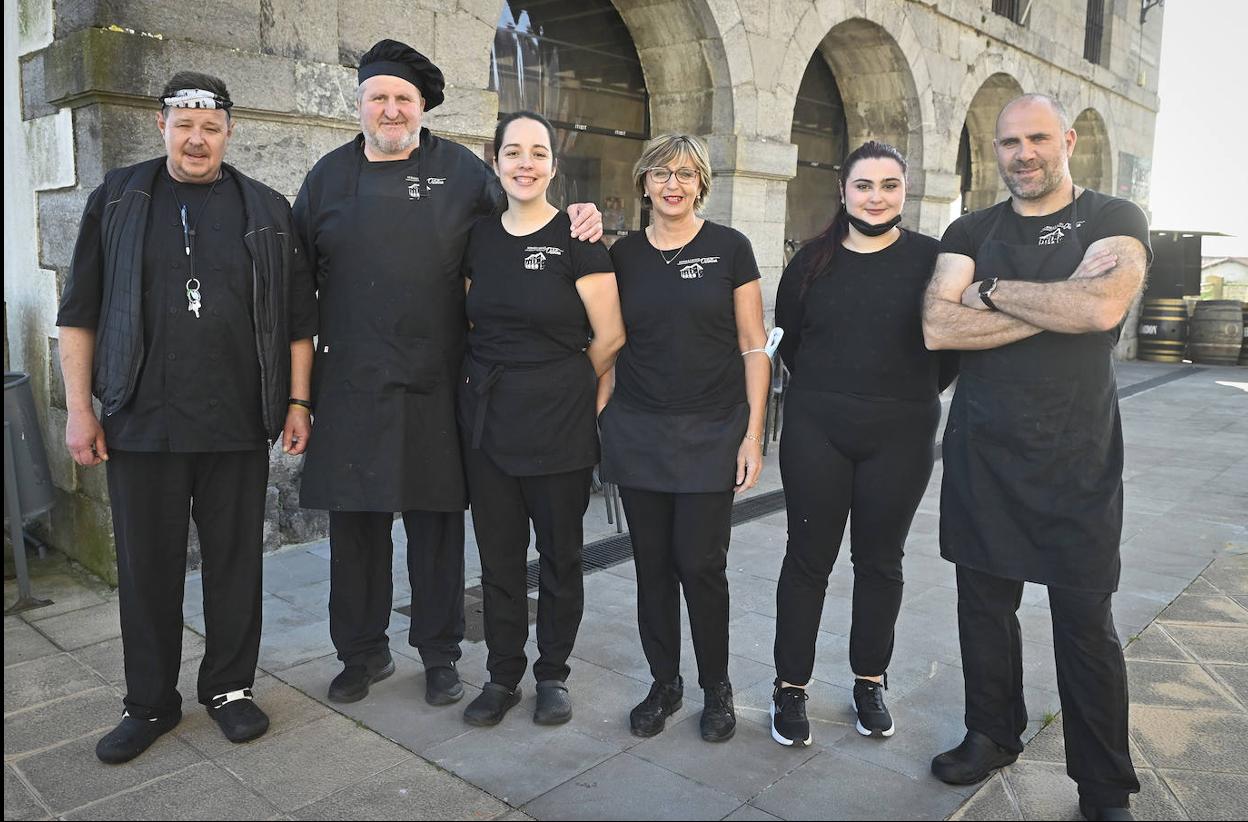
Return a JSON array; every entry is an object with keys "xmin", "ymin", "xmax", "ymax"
[
  {"xmin": 700, "ymin": 681, "xmax": 736, "ymax": 742},
  {"xmin": 463, "ymin": 682, "xmax": 522, "ymax": 726},
  {"xmin": 629, "ymin": 677, "xmax": 684, "ymax": 737},
  {"xmin": 770, "ymin": 684, "xmax": 811, "ymax": 747},
  {"xmin": 328, "ymin": 655, "xmax": 395, "ymax": 704},
  {"xmin": 1079, "ymin": 798, "xmax": 1134, "ymax": 821},
  {"xmin": 95, "ymin": 710, "xmax": 182, "ymax": 764},
  {"xmin": 425, "ymin": 663, "xmax": 464, "ymax": 706},
  {"xmin": 534, "ymin": 680, "xmax": 573, "ymax": 725},
  {"xmin": 851, "ymin": 676, "xmax": 894, "ymax": 738},
  {"xmin": 208, "ymin": 689, "xmax": 270, "ymax": 743},
  {"xmin": 931, "ymin": 731, "xmax": 1019, "ymax": 784}
]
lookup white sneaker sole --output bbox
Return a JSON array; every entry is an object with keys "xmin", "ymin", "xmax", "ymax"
[
  {"xmin": 769, "ymin": 702, "xmax": 812, "ymax": 747},
  {"xmin": 851, "ymin": 695, "xmax": 895, "ymax": 738}
]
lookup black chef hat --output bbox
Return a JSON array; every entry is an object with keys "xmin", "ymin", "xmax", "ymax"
[{"xmin": 358, "ymin": 39, "xmax": 445, "ymax": 111}]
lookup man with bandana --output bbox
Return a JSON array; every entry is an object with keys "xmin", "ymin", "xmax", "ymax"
[
  {"xmin": 294, "ymin": 40, "xmax": 601, "ymax": 707},
  {"xmin": 923, "ymin": 94, "xmax": 1150, "ymax": 821},
  {"xmin": 57, "ymin": 71, "xmax": 318, "ymax": 763}
]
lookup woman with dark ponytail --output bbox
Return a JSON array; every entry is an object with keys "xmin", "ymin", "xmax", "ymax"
[{"xmin": 768, "ymin": 141, "xmax": 953, "ymax": 747}]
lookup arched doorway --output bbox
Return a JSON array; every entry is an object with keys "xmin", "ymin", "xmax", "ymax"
[
  {"xmin": 1070, "ymin": 108, "xmax": 1112, "ymax": 192},
  {"xmin": 960, "ymin": 73, "xmax": 1025, "ymax": 213},
  {"xmin": 490, "ymin": 0, "xmax": 649, "ymax": 240},
  {"xmin": 785, "ymin": 19, "xmax": 920, "ymax": 253}
]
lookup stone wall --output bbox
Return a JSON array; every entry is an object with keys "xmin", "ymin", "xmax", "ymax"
[{"xmin": 4, "ymin": 0, "xmax": 1165, "ymax": 581}]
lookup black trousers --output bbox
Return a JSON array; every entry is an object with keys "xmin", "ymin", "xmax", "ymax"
[
  {"xmin": 620, "ymin": 487, "xmax": 734, "ymax": 689},
  {"xmin": 957, "ymin": 564, "xmax": 1139, "ymax": 806},
  {"xmin": 106, "ymin": 448, "xmax": 268, "ymax": 718},
  {"xmin": 774, "ymin": 389, "xmax": 938, "ymax": 684},
  {"xmin": 328, "ymin": 509, "xmax": 465, "ymax": 668},
  {"xmin": 465, "ymin": 449, "xmax": 591, "ymax": 689}
]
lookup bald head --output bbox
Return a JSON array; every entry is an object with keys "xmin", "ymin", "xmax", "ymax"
[{"xmin": 996, "ymin": 93, "xmax": 1070, "ymax": 137}]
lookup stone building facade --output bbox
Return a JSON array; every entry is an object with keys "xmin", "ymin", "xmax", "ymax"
[{"xmin": 3, "ymin": 0, "xmax": 1165, "ymax": 581}]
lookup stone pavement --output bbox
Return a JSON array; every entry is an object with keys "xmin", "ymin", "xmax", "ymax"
[{"xmin": 4, "ymin": 361, "xmax": 1245, "ymax": 820}]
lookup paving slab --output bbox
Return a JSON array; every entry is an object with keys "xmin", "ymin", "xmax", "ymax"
[
  {"xmin": 3, "ymin": 617, "xmax": 60, "ymax": 666},
  {"xmin": 1129, "ymin": 706, "xmax": 1248, "ymax": 773},
  {"xmin": 722, "ymin": 805, "xmax": 783, "ymax": 821},
  {"xmin": 4, "ymin": 653, "xmax": 106, "ymax": 713},
  {"xmin": 1123, "ymin": 623, "xmax": 1191, "ymax": 662},
  {"xmin": 62, "ymin": 760, "xmax": 278, "ymax": 821},
  {"xmin": 4, "ymin": 685, "xmax": 118, "ymax": 758},
  {"xmin": 948, "ymin": 773, "xmax": 1021, "ymax": 820},
  {"xmin": 1156, "ymin": 593, "xmax": 1248, "ymax": 626},
  {"xmin": 288, "ymin": 757, "xmax": 510, "ymax": 820},
  {"xmin": 172, "ymin": 674, "xmax": 333, "ymax": 757},
  {"xmin": 213, "ymin": 713, "xmax": 411, "ymax": 812},
  {"xmin": 1207, "ymin": 663, "xmax": 1248, "ymax": 705},
  {"xmin": 520, "ymin": 752, "xmax": 741, "ymax": 821},
  {"xmin": 73, "ymin": 628, "xmax": 207, "ymax": 686},
  {"xmin": 14, "ymin": 729, "xmax": 204, "ymax": 814},
  {"xmin": 9, "ymin": 569, "xmax": 110, "ymax": 621},
  {"xmin": 1161, "ymin": 624, "xmax": 1248, "ymax": 665},
  {"xmin": 1200, "ymin": 556, "xmax": 1248, "ymax": 596},
  {"xmin": 425, "ymin": 722, "xmax": 619, "ymax": 806},
  {"xmin": 751, "ymin": 748, "xmax": 968, "ymax": 820},
  {"xmin": 27, "ymin": 600, "xmax": 122, "ymax": 650},
  {"xmin": 4, "ymin": 764, "xmax": 49, "ymax": 821},
  {"xmin": 995, "ymin": 760, "xmax": 1189, "ymax": 821},
  {"xmin": 1157, "ymin": 768, "xmax": 1248, "ymax": 820}
]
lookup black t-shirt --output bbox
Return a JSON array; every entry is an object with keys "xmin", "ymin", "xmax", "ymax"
[
  {"xmin": 463, "ymin": 212, "xmax": 613, "ymax": 366},
  {"xmin": 96, "ymin": 168, "xmax": 266, "ymax": 450},
  {"xmin": 775, "ymin": 229, "xmax": 945, "ymax": 400},
  {"xmin": 941, "ymin": 189, "xmax": 1153, "ymax": 265},
  {"xmin": 610, "ymin": 221, "xmax": 760, "ymax": 413}
]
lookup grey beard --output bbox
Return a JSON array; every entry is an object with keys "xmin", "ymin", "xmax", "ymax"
[
  {"xmin": 364, "ymin": 126, "xmax": 419, "ymax": 156},
  {"xmin": 1004, "ymin": 163, "xmax": 1066, "ymax": 201}
]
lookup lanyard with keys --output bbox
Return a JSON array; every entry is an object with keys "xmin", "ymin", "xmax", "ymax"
[{"xmin": 169, "ymin": 174, "xmax": 221, "ymax": 319}]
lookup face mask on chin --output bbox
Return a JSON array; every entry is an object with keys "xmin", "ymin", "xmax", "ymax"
[{"xmin": 846, "ymin": 212, "xmax": 902, "ymax": 237}]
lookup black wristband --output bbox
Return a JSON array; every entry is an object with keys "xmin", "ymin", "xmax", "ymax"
[{"xmin": 288, "ymin": 398, "xmax": 314, "ymax": 411}]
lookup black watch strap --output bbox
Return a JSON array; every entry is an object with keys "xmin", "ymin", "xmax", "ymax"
[{"xmin": 978, "ymin": 277, "xmax": 1000, "ymax": 311}]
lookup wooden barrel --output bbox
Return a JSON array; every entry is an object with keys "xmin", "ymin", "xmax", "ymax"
[
  {"xmin": 1137, "ymin": 298, "xmax": 1188, "ymax": 363},
  {"xmin": 1188, "ymin": 300, "xmax": 1244, "ymax": 365}
]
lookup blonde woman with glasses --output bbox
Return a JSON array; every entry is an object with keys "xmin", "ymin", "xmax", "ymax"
[{"xmin": 598, "ymin": 134, "xmax": 769, "ymax": 743}]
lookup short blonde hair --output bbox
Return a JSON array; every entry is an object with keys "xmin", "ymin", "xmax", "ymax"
[{"xmin": 632, "ymin": 134, "xmax": 713, "ymax": 211}]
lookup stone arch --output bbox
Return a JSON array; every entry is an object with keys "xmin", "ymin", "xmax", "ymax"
[
  {"xmin": 959, "ymin": 72, "xmax": 1026, "ymax": 213},
  {"xmin": 1070, "ymin": 107, "xmax": 1112, "ymax": 192}
]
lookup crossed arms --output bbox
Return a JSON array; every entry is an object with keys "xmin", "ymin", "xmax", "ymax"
[{"xmin": 921, "ymin": 235, "xmax": 1149, "ymax": 351}]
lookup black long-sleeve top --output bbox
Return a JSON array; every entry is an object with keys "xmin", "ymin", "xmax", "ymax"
[{"xmin": 775, "ymin": 229, "xmax": 948, "ymax": 400}]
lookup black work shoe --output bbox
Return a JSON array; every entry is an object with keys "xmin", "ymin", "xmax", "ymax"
[
  {"xmin": 700, "ymin": 681, "xmax": 736, "ymax": 742},
  {"xmin": 931, "ymin": 731, "xmax": 1019, "ymax": 784},
  {"xmin": 534, "ymin": 680, "xmax": 573, "ymax": 725},
  {"xmin": 95, "ymin": 710, "xmax": 182, "ymax": 764},
  {"xmin": 207, "ymin": 689, "xmax": 270, "ymax": 743},
  {"xmin": 770, "ymin": 684, "xmax": 811, "ymax": 747},
  {"xmin": 463, "ymin": 683, "xmax": 521, "ymax": 727},
  {"xmin": 629, "ymin": 677, "xmax": 684, "ymax": 737},
  {"xmin": 425, "ymin": 664, "xmax": 464, "ymax": 706},
  {"xmin": 1079, "ymin": 799, "xmax": 1134, "ymax": 821},
  {"xmin": 851, "ymin": 676, "xmax": 894, "ymax": 738},
  {"xmin": 327, "ymin": 656, "xmax": 395, "ymax": 704}
]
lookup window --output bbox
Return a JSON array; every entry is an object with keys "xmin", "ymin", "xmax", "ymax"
[
  {"xmin": 1084, "ymin": 0, "xmax": 1106, "ymax": 65},
  {"xmin": 785, "ymin": 54, "xmax": 849, "ymax": 249},
  {"xmin": 992, "ymin": 0, "xmax": 1025, "ymax": 24},
  {"xmin": 490, "ymin": 0, "xmax": 649, "ymax": 239}
]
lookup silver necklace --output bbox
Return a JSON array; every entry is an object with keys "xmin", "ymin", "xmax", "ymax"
[{"xmin": 649, "ymin": 227, "xmax": 690, "ymax": 265}]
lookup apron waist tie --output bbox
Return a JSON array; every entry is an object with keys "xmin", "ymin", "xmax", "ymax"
[{"xmin": 470, "ymin": 364, "xmax": 506, "ymax": 449}]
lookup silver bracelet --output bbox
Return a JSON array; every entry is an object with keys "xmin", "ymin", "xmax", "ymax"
[
  {"xmin": 744, "ymin": 433, "xmax": 763, "ymax": 444},
  {"xmin": 740, "ymin": 348, "xmax": 767, "ymax": 357}
]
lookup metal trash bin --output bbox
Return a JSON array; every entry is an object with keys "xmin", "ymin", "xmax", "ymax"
[{"xmin": 5, "ymin": 371, "xmax": 54, "ymax": 612}]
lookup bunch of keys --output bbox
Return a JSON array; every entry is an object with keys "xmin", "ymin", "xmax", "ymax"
[{"xmin": 186, "ymin": 278, "xmax": 202, "ymax": 318}]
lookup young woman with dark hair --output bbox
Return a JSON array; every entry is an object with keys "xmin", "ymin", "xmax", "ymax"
[
  {"xmin": 457, "ymin": 111, "xmax": 625, "ymax": 728},
  {"xmin": 769, "ymin": 141, "xmax": 955, "ymax": 747}
]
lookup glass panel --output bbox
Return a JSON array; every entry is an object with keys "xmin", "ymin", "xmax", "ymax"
[
  {"xmin": 491, "ymin": 0, "xmax": 649, "ymax": 234},
  {"xmin": 786, "ymin": 54, "xmax": 849, "ymax": 251}
]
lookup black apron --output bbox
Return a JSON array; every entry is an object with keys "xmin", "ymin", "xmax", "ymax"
[
  {"xmin": 940, "ymin": 193, "xmax": 1124, "ymax": 592},
  {"xmin": 599, "ymin": 399, "xmax": 748, "ymax": 494},
  {"xmin": 300, "ymin": 137, "xmax": 484, "ymax": 512},
  {"xmin": 457, "ymin": 351, "xmax": 599, "ymax": 478}
]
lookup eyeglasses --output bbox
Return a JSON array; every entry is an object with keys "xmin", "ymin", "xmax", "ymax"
[{"xmin": 646, "ymin": 167, "xmax": 699, "ymax": 184}]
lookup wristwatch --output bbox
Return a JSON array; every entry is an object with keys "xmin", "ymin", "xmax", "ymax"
[{"xmin": 978, "ymin": 277, "xmax": 1000, "ymax": 311}]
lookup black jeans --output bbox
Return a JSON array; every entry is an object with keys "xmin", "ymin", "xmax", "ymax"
[
  {"xmin": 957, "ymin": 564, "xmax": 1139, "ymax": 806},
  {"xmin": 328, "ymin": 508, "xmax": 465, "ymax": 668},
  {"xmin": 465, "ymin": 448, "xmax": 592, "ymax": 689},
  {"xmin": 774, "ymin": 389, "xmax": 938, "ymax": 684},
  {"xmin": 620, "ymin": 487, "xmax": 734, "ymax": 689},
  {"xmin": 107, "ymin": 448, "xmax": 268, "ymax": 717}
]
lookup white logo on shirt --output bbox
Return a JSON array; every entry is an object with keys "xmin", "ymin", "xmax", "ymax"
[
  {"xmin": 1038, "ymin": 219, "xmax": 1085, "ymax": 245},
  {"xmin": 523, "ymin": 245, "xmax": 564, "ymax": 270},
  {"xmin": 679, "ymin": 263, "xmax": 704, "ymax": 279},
  {"xmin": 524, "ymin": 252, "xmax": 546, "ymax": 270},
  {"xmin": 427, "ymin": 177, "xmax": 447, "ymax": 185}
]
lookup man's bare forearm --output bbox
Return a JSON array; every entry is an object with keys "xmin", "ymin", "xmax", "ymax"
[
  {"xmin": 59, "ymin": 327, "xmax": 97, "ymax": 413},
  {"xmin": 992, "ymin": 276, "xmax": 1125, "ymax": 333},
  {"xmin": 923, "ymin": 296, "xmax": 1043, "ymax": 350}
]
